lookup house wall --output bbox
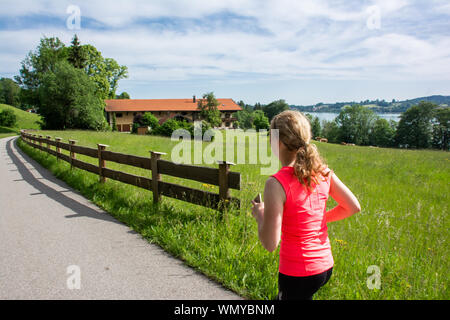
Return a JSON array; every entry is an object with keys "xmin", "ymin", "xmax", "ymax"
[
  {"xmin": 109, "ymin": 110, "xmax": 237, "ymax": 132},
  {"xmin": 112, "ymin": 112, "xmax": 134, "ymax": 132}
]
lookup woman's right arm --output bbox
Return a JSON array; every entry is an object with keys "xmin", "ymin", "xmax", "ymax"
[{"xmin": 326, "ymin": 173, "xmax": 361, "ymax": 223}]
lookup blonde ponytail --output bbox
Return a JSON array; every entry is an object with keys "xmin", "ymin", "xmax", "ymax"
[{"xmin": 271, "ymin": 110, "xmax": 330, "ymax": 190}]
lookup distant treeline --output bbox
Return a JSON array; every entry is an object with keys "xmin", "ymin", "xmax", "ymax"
[
  {"xmin": 290, "ymin": 95, "xmax": 450, "ymax": 113},
  {"xmin": 234, "ymin": 99, "xmax": 449, "ymax": 151}
]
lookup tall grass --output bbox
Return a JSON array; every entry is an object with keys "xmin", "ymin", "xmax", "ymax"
[{"xmin": 17, "ymin": 130, "xmax": 449, "ymax": 299}]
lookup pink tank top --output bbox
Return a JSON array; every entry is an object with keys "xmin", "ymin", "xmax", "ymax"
[{"xmin": 272, "ymin": 166, "xmax": 334, "ymax": 276}]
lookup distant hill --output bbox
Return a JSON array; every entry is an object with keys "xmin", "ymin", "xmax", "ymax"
[
  {"xmin": 290, "ymin": 95, "xmax": 450, "ymax": 113},
  {"xmin": 0, "ymin": 104, "xmax": 42, "ymax": 138}
]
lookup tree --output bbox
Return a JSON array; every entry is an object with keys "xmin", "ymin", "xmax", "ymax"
[
  {"xmin": 38, "ymin": 61, "xmax": 108, "ymax": 130},
  {"xmin": 116, "ymin": 92, "xmax": 130, "ymax": 99},
  {"xmin": 0, "ymin": 109, "xmax": 17, "ymax": 127},
  {"xmin": 68, "ymin": 34, "xmax": 87, "ymax": 69},
  {"xmin": 395, "ymin": 101, "xmax": 436, "ymax": 148},
  {"xmin": 15, "ymin": 36, "xmax": 68, "ymax": 110},
  {"xmin": 311, "ymin": 116, "xmax": 321, "ymax": 138},
  {"xmin": 83, "ymin": 44, "xmax": 128, "ymax": 99},
  {"xmin": 235, "ymin": 108, "xmax": 254, "ymax": 129},
  {"xmin": 304, "ymin": 113, "xmax": 321, "ymax": 137},
  {"xmin": 253, "ymin": 110, "xmax": 269, "ymax": 130},
  {"xmin": 263, "ymin": 99, "xmax": 289, "ymax": 121},
  {"xmin": 370, "ymin": 118, "xmax": 396, "ymax": 147},
  {"xmin": 197, "ymin": 92, "xmax": 221, "ymax": 127},
  {"xmin": 0, "ymin": 78, "xmax": 21, "ymax": 108},
  {"xmin": 15, "ymin": 35, "xmax": 129, "ymax": 128},
  {"xmin": 253, "ymin": 102, "xmax": 263, "ymax": 111},
  {"xmin": 321, "ymin": 120, "xmax": 340, "ymax": 143},
  {"xmin": 111, "ymin": 112, "xmax": 117, "ymax": 131},
  {"xmin": 335, "ymin": 105, "xmax": 377, "ymax": 145},
  {"xmin": 304, "ymin": 113, "xmax": 313, "ymax": 122},
  {"xmin": 432, "ymin": 108, "xmax": 450, "ymax": 150},
  {"xmin": 105, "ymin": 58, "xmax": 128, "ymax": 99}
]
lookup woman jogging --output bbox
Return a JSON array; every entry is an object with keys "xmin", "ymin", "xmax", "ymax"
[{"xmin": 251, "ymin": 110, "xmax": 361, "ymax": 300}]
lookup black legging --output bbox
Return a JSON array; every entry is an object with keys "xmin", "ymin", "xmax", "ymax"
[{"xmin": 277, "ymin": 267, "xmax": 333, "ymax": 300}]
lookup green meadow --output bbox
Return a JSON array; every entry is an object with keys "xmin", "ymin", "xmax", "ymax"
[
  {"xmin": 17, "ymin": 129, "xmax": 449, "ymax": 299},
  {"xmin": 0, "ymin": 104, "xmax": 41, "ymax": 139}
]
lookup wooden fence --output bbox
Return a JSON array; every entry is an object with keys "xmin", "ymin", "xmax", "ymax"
[{"xmin": 20, "ymin": 130, "xmax": 240, "ymax": 211}]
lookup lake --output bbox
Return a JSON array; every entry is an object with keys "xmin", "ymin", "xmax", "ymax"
[{"xmin": 305, "ymin": 112, "xmax": 402, "ymax": 123}]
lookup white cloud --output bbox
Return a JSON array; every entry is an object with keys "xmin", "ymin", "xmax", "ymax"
[
  {"xmin": 1, "ymin": 0, "xmax": 449, "ymax": 85},
  {"xmin": 433, "ymin": 1, "xmax": 450, "ymax": 15}
]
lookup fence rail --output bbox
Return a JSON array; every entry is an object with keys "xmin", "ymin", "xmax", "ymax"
[{"xmin": 20, "ymin": 130, "xmax": 240, "ymax": 211}]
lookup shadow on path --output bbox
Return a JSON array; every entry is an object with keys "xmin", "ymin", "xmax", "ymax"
[{"xmin": 6, "ymin": 137, "xmax": 122, "ymax": 225}]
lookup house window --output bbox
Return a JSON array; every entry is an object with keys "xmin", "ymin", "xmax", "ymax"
[{"xmin": 116, "ymin": 113, "xmax": 123, "ymax": 118}]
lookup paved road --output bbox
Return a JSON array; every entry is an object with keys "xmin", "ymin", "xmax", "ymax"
[{"xmin": 0, "ymin": 136, "xmax": 241, "ymax": 299}]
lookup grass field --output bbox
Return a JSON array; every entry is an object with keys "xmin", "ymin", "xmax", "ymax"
[
  {"xmin": 0, "ymin": 104, "xmax": 41, "ymax": 139},
  {"xmin": 17, "ymin": 129, "xmax": 449, "ymax": 299}
]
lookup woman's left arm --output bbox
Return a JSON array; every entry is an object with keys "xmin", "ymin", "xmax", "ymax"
[{"xmin": 251, "ymin": 177, "xmax": 285, "ymax": 252}]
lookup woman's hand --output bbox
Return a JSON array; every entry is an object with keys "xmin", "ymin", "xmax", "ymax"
[{"xmin": 251, "ymin": 200, "xmax": 264, "ymax": 225}]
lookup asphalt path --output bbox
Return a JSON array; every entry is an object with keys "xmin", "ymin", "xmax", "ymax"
[{"xmin": 0, "ymin": 136, "xmax": 240, "ymax": 300}]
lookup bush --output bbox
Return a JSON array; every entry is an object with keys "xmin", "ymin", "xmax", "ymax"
[
  {"xmin": 151, "ymin": 119, "xmax": 214, "ymax": 140},
  {"xmin": 142, "ymin": 112, "xmax": 159, "ymax": 130},
  {"xmin": 132, "ymin": 112, "xmax": 161, "ymax": 134},
  {"xmin": 0, "ymin": 109, "xmax": 18, "ymax": 127},
  {"xmin": 131, "ymin": 114, "xmax": 143, "ymax": 134},
  {"xmin": 153, "ymin": 119, "xmax": 181, "ymax": 136},
  {"xmin": 131, "ymin": 122, "xmax": 140, "ymax": 134}
]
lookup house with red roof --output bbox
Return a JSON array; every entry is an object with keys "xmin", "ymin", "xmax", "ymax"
[{"xmin": 105, "ymin": 96, "xmax": 241, "ymax": 132}]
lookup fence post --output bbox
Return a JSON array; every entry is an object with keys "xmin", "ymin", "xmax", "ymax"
[
  {"xmin": 150, "ymin": 151, "xmax": 166, "ymax": 204},
  {"xmin": 55, "ymin": 137, "xmax": 62, "ymax": 161},
  {"xmin": 46, "ymin": 136, "xmax": 51, "ymax": 151},
  {"xmin": 217, "ymin": 160, "xmax": 235, "ymax": 213},
  {"xmin": 38, "ymin": 135, "xmax": 43, "ymax": 150},
  {"xmin": 69, "ymin": 140, "xmax": 77, "ymax": 169},
  {"xmin": 97, "ymin": 144, "xmax": 108, "ymax": 183}
]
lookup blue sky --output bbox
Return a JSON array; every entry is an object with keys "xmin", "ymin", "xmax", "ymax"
[{"xmin": 1, "ymin": 0, "xmax": 449, "ymax": 105}]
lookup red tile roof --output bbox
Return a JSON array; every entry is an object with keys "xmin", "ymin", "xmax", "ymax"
[{"xmin": 105, "ymin": 98, "xmax": 241, "ymax": 112}]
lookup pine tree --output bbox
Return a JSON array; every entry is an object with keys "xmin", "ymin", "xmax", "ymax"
[{"xmin": 68, "ymin": 34, "xmax": 87, "ymax": 69}]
